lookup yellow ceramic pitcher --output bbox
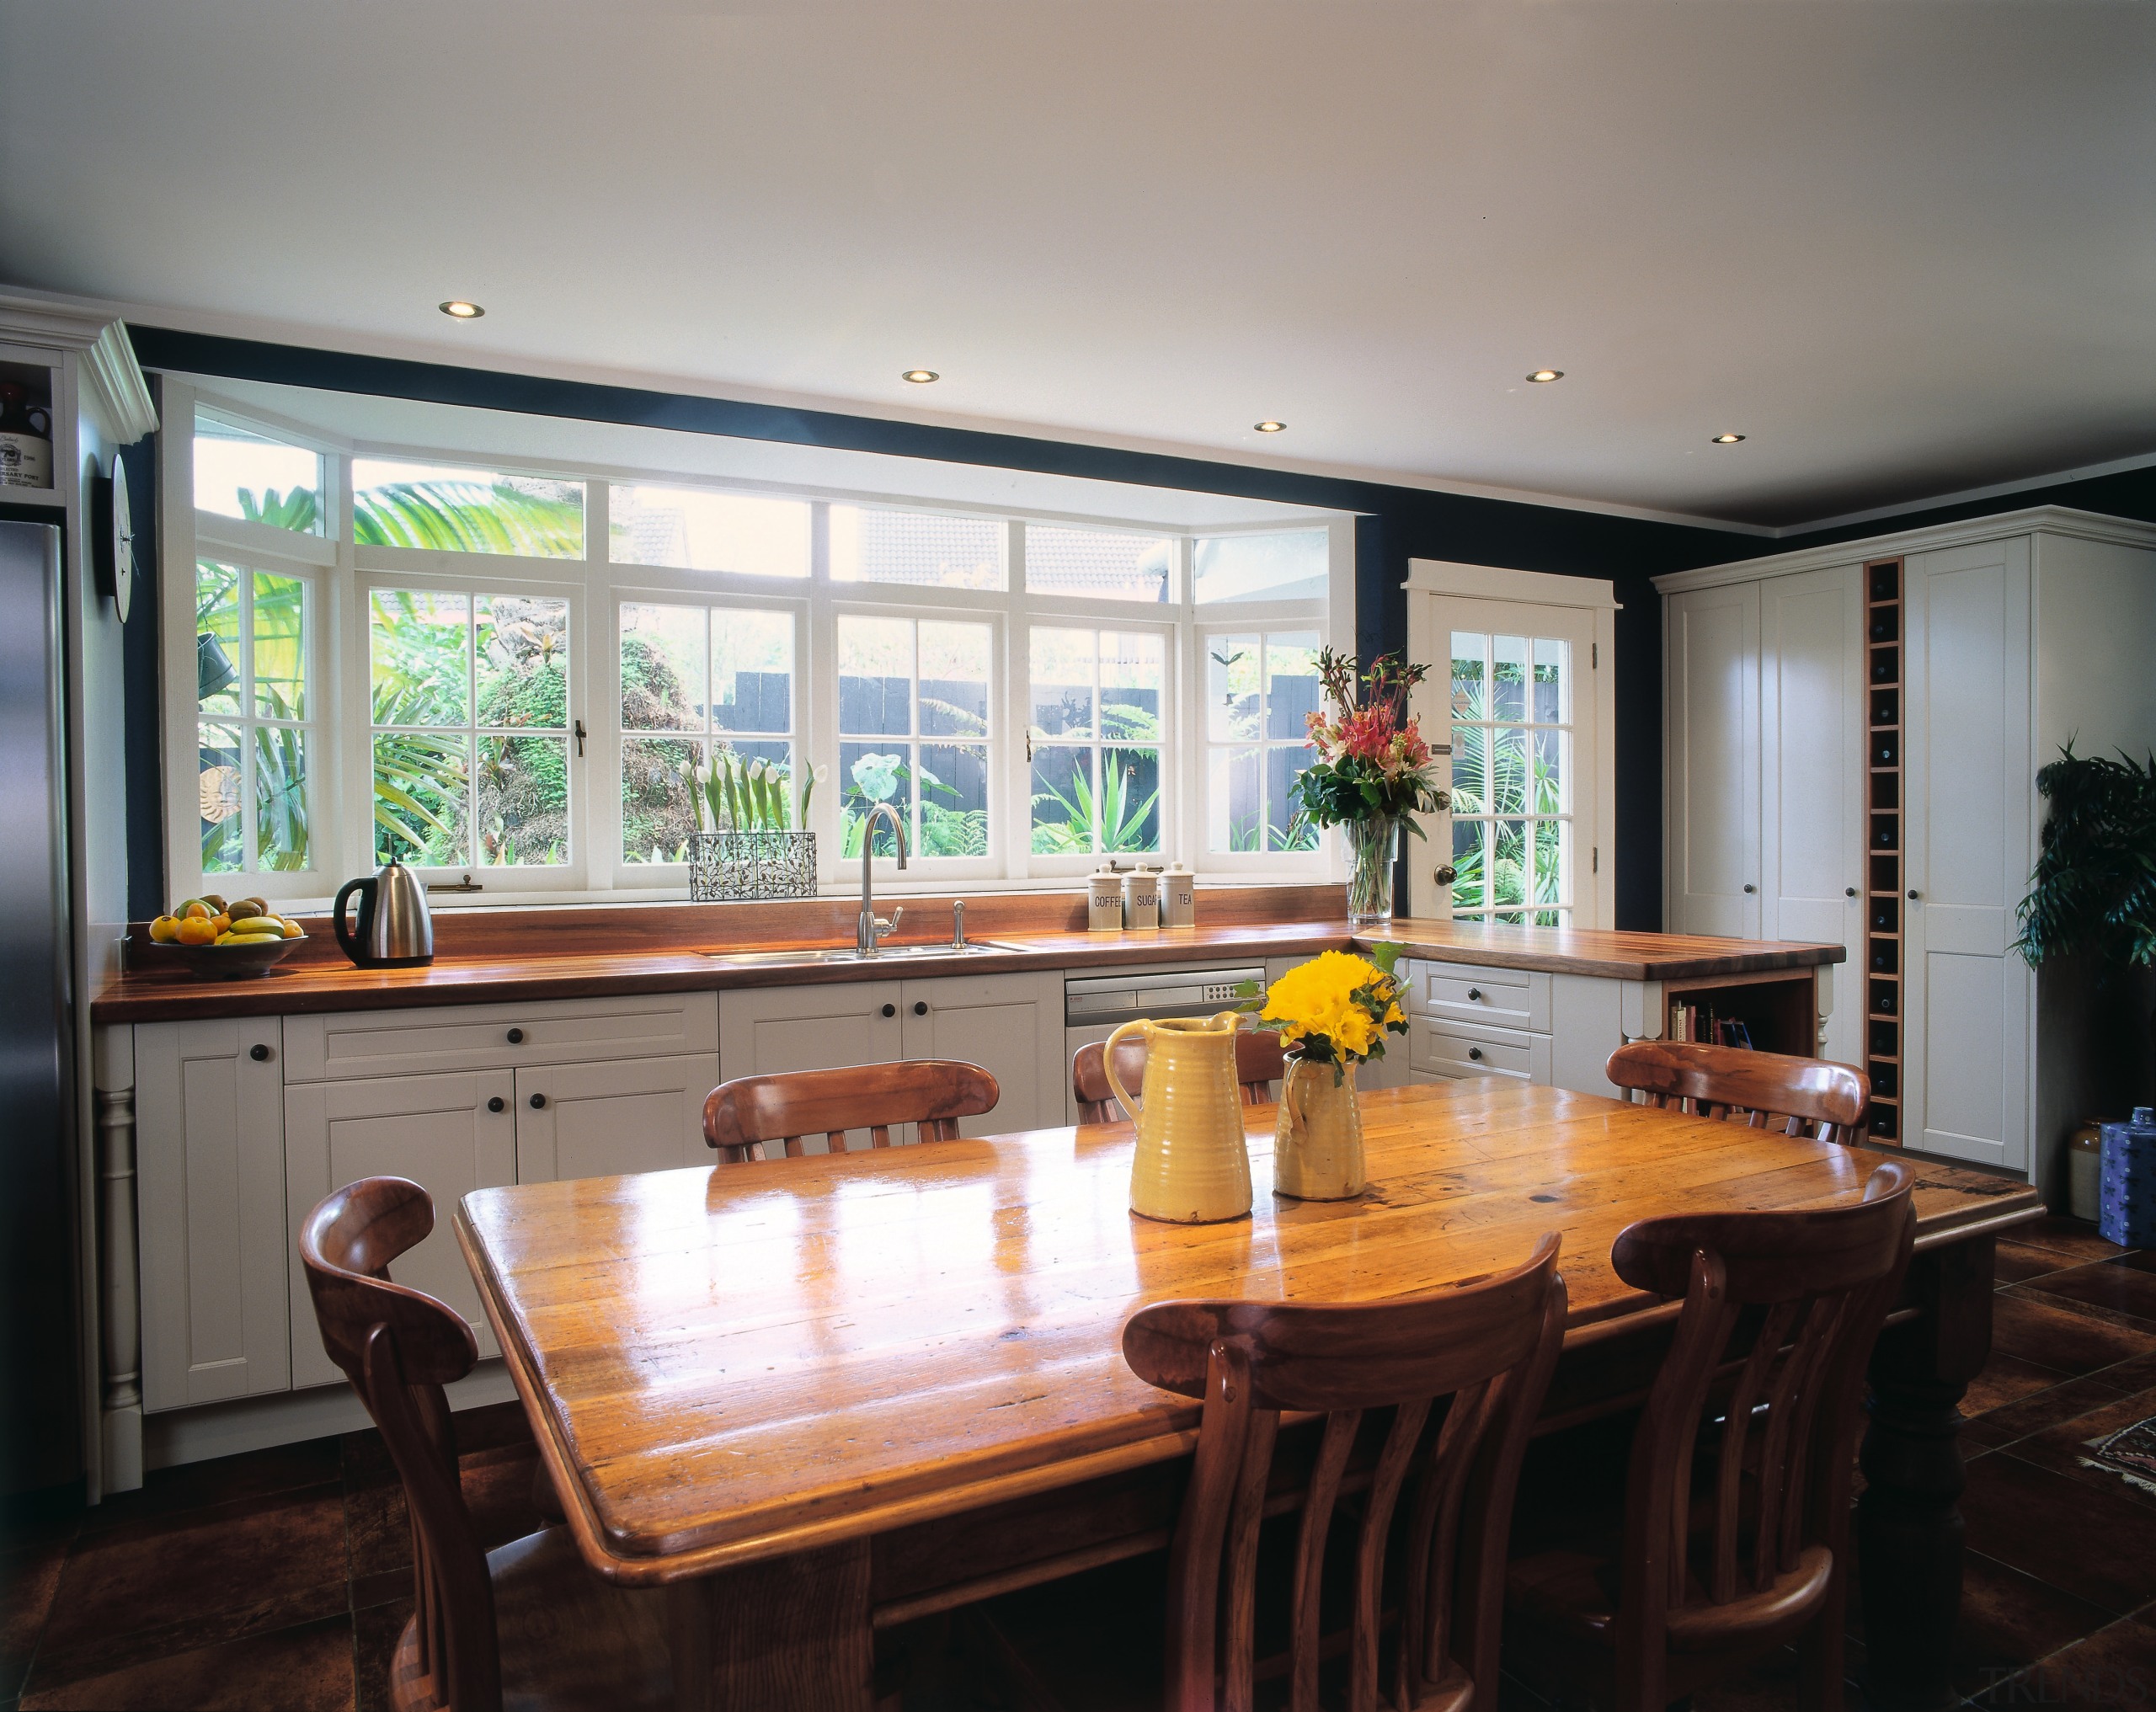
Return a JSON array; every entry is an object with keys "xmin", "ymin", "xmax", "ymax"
[{"xmin": 1106, "ymin": 1011, "xmax": 1254, "ymax": 1224}]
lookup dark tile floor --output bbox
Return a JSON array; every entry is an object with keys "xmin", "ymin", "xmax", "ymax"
[{"xmin": 3, "ymin": 1214, "xmax": 2151, "ymax": 1711}]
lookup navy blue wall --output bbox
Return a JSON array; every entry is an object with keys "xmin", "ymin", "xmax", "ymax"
[{"xmin": 129, "ymin": 326, "xmax": 2156, "ymax": 928}]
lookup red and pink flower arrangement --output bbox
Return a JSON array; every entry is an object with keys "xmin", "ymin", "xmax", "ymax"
[{"xmin": 1291, "ymin": 648, "xmax": 1447, "ymax": 833}]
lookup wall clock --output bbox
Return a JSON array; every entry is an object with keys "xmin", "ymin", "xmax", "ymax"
[{"xmin": 93, "ymin": 459, "xmax": 134, "ymax": 622}]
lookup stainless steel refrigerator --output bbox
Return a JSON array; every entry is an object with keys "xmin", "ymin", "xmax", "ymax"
[{"xmin": 0, "ymin": 517, "xmax": 80, "ymax": 1494}]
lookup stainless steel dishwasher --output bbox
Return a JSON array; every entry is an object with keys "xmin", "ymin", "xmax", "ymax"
[{"xmin": 1062, "ymin": 964, "xmax": 1266, "ymax": 1123}]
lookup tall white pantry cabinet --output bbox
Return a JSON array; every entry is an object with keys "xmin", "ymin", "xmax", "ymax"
[{"xmin": 1657, "ymin": 507, "xmax": 2156, "ymax": 1196}]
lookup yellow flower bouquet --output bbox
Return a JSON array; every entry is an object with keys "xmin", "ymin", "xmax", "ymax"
[{"xmin": 1251, "ymin": 946, "xmax": 1407, "ymax": 1085}]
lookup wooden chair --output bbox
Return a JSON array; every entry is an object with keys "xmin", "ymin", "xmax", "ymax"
[
  {"xmin": 1072, "ymin": 1028, "xmax": 1289, "ymax": 1124},
  {"xmin": 1502, "ymin": 1159, "xmax": 1915, "ymax": 1712},
  {"xmin": 702, "ymin": 1059, "xmax": 1000, "ymax": 1163},
  {"xmin": 299, "ymin": 1177, "xmax": 668, "ymax": 1712},
  {"xmin": 1124, "ymin": 1232, "xmax": 1567, "ymax": 1712},
  {"xmin": 1605, "ymin": 1040, "xmax": 1868, "ymax": 1144}
]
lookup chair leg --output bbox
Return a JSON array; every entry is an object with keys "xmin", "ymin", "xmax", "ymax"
[{"xmin": 1800, "ymin": 1577, "xmax": 1849, "ymax": 1712}]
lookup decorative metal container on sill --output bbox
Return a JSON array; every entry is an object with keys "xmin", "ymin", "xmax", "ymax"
[{"xmin": 684, "ymin": 752, "xmax": 823, "ymax": 903}]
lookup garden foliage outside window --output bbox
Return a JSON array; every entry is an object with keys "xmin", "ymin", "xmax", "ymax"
[
  {"xmin": 1205, "ymin": 631, "xmax": 1321, "ymax": 854},
  {"xmin": 196, "ymin": 559, "xmax": 313, "ymax": 875},
  {"xmin": 1029, "ymin": 628, "xmax": 1164, "ymax": 856},
  {"xmin": 837, "ymin": 616, "xmax": 992, "ymax": 857}
]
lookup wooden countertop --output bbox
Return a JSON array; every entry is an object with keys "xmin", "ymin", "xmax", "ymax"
[
  {"xmin": 90, "ymin": 909, "xmax": 1841, "ymax": 1025},
  {"xmin": 455, "ymin": 1080, "xmax": 2032, "ymax": 1583}
]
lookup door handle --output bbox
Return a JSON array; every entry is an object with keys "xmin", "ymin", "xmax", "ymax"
[
  {"xmin": 529, "ymin": 1092, "xmax": 547, "ymax": 1110},
  {"xmin": 1742, "ymin": 883, "xmax": 1757, "ymax": 894},
  {"xmin": 1908, "ymin": 888, "xmax": 1921, "ymax": 901},
  {"xmin": 1846, "ymin": 887, "xmax": 1858, "ymax": 899},
  {"xmin": 1433, "ymin": 865, "xmax": 1457, "ymax": 887},
  {"xmin": 487, "ymin": 1096, "xmax": 505, "ymax": 1113}
]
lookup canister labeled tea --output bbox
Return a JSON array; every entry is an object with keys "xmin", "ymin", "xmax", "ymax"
[{"xmin": 1161, "ymin": 862, "xmax": 1197, "ymax": 927}]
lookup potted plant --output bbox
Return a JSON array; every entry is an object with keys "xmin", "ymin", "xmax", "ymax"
[
  {"xmin": 2015, "ymin": 744, "xmax": 2156, "ymax": 1117},
  {"xmin": 1292, "ymin": 649, "xmax": 1448, "ymax": 926}
]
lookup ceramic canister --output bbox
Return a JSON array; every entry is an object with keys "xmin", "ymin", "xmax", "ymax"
[
  {"xmin": 1273, "ymin": 1058, "xmax": 1366, "ymax": 1201},
  {"xmin": 1087, "ymin": 867, "xmax": 1125, "ymax": 932},
  {"xmin": 1122, "ymin": 866, "xmax": 1161, "ymax": 930},
  {"xmin": 1161, "ymin": 862, "xmax": 1197, "ymax": 928},
  {"xmin": 1107, "ymin": 1012, "xmax": 1253, "ymax": 1223}
]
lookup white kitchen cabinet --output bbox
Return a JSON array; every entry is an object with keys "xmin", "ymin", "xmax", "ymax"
[
  {"xmin": 1903, "ymin": 536, "xmax": 2032, "ymax": 1170},
  {"xmin": 1666, "ymin": 582, "xmax": 1763, "ymax": 938},
  {"xmin": 136, "ymin": 1018, "xmax": 291, "ymax": 1411},
  {"xmin": 899, "ymin": 970, "xmax": 1065, "ymax": 1133},
  {"xmin": 514, "ymin": 1053, "xmax": 722, "ymax": 1183},
  {"xmin": 282, "ymin": 991, "xmax": 718, "ymax": 1081},
  {"xmin": 1759, "ymin": 564, "xmax": 1866, "ymax": 1064},
  {"xmin": 284, "ymin": 1069, "xmax": 517, "ymax": 1389},
  {"xmin": 718, "ymin": 979, "xmax": 904, "ymax": 1082}
]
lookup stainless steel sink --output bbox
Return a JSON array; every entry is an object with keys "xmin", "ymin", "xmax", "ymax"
[{"xmin": 703, "ymin": 940, "xmax": 1024, "ymax": 967}]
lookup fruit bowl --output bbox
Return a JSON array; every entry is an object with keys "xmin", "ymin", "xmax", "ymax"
[{"xmin": 135, "ymin": 936, "xmax": 302, "ymax": 981}]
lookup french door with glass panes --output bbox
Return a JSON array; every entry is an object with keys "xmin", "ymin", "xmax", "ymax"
[{"xmin": 1406, "ymin": 590, "xmax": 1609, "ymax": 926}]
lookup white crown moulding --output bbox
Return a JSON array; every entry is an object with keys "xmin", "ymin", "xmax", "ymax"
[{"xmin": 0, "ymin": 288, "xmax": 161, "ymax": 445}]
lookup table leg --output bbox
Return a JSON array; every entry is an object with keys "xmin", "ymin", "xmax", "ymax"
[
  {"xmin": 667, "ymin": 1538, "xmax": 875, "ymax": 1712},
  {"xmin": 1857, "ymin": 1235, "xmax": 1994, "ymax": 1712}
]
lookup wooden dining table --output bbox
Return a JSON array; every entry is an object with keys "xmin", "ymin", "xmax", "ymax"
[{"xmin": 455, "ymin": 1079, "xmax": 2041, "ymax": 1712}]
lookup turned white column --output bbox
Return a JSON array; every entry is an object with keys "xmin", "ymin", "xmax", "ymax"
[{"xmin": 93, "ymin": 1029, "xmax": 143, "ymax": 1493}]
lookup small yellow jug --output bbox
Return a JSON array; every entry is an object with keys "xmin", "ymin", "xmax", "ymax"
[{"xmin": 1105, "ymin": 1011, "xmax": 1254, "ymax": 1224}]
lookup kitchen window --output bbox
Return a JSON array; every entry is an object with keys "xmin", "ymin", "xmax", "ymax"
[
  {"xmin": 836, "ymin": 614, "xmax": 994, "ymax": 859},
  {"xmin": 1027, "ymin": 627, "xmax": 1165, "ymax": 857},
  {"xmin": 195, "ymin": 558, "xmax": 317, "ymax": 877},
  {"xmin": 162, "ymin": 381, "xmax": 1345, "ymax": 903},
  {"xmin": 619, "ymin": 600, "xmax": 799, "ymax": 862}
]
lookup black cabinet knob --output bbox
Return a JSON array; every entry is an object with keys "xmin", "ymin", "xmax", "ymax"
[
  {"xmin": 1742, "ymin": 883, "xmax": 1757, "ymax": 894},
  {"xmin": 487, "ymin": 1096, "xmax": 505, "ymax": 1113},
  {"xmin": 529, "ymin": 1092, "xmax": 547, "ymax": 1110},
  {"xmin": 506, "ymin": 1027, "xmax": 525, "ymax": 1044},
  {"xmin": 248, "ymin": 1043, "xmax": 270, "ymax": 1062},
  {"xmin": 881, "ymin": 1003, "xmax": 896, "ymax": 1018},
  {"xmin": 913, "ymin": 1000, "xmax": 928, "ymax": 1016},
  {"xmin": 1466, "ymin": 987, "xmax": 1483, "ymax": 1002},
  {"xmin": 1908, "ymin": 888, "xmax": 1920, "ymax": 901},
  {"xmin": 1468, "ymin": 1047, "xmax": 1485, "ymax": 1062},
  {"xmin": 1846, "ymin": 887, "xmax": 1859, "ymax": 898}
]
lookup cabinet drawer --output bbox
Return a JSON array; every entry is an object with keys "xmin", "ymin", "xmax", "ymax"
[
  {"xmin": 1406, "ymin": 961, "xmax": 1550, "ymax": 1032},
  {"xmin": 282, "ymin": 992, "xmax": 720, "ymax": 1081},
  {"xmin": 1409, "ymin": 1017, "xmax": 1551, "ymax": 1085}
]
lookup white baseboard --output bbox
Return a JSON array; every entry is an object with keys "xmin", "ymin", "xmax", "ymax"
[{"xmin": 140, "ymin": 1363, "xmax": 520, "ymax": 1474}]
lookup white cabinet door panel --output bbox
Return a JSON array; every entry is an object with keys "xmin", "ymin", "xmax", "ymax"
[
  {"xmin": 899, "ymin": 971, "xmax": 1064, "ymax": 1134},
  {"xmin": 285, "ymin": 1070, "xmax": 516, "ymax": 1389},
  {"xmin": 718, "ymin": 982, "xmax": 903, "ymax": 1089},
  {"xmin": 136, "ymin": 1018, "xmax": 290, "ymax": 1411},
  {"xmin": 515, "ymin": 1053, "xmax": 721, "ymax": 1183},
  {"xmin": 1760, "ymin": 565, "xmax": 1865, "ymax": 1063},
  {"xmin": 1668, "ymin": 584, "xmax": 1762, "ymax": 937},
  {"xmin": 1903, "ymin": 537, "xmax": 2032, "ymax": 1170}
]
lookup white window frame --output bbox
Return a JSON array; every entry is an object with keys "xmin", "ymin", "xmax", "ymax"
[{"xmin": 159, "ymin": 380, "xmax": 1348, "ymax": 906}]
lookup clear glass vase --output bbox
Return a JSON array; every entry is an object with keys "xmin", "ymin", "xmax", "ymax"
[{"xmin": 1344, "ymin": 815, "xmax": 1401, "ymax": 928}]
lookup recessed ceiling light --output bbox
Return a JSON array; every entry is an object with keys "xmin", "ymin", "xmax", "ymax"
[
  {"xmin": 438, "ymin": 300, "xmax": 484, "ymax": 319},
  {"xmin": 901, "ymin": 370, "xmax": 939, "ymax": 384},
  {"xmin": 1711, "ymin": 432, "xmax": 1747, "ymax": 444},
  {"xmin": 1254, "ymin": 419, "xmax": 1287, "ymax": 433},
  {"xmin": 1526, "ymin": 370, "xmax": 1564, "ymax": 383}
]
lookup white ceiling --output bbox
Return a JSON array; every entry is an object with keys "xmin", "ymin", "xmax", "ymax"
[{"xmin": 3, "ymin": 0, "xmax": 2152, "ymax": 530}]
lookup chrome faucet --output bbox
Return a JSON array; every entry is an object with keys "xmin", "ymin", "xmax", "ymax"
[
  {"xmin": 951, "ymin": 899, "xmax": 967, "ymax": 949},
  {"xmin": 857, "ymin": 802, "xmax": 909, "ymax": 955}
]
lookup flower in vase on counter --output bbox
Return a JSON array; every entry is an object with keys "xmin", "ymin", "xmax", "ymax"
[
  {"xmin": 1249, "ymin": 946, "xmax": 1407, "ymax": 1084},
  {"xmin": 1291, "ymin": 648, "xmax": 1445, "ymax": 833},
  {"xmin": 683, "ymin": 749, "xmax": 816, "ymax": 832}
]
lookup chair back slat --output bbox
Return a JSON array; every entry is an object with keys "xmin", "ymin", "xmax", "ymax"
[
  {"xmin": 702, "ymin": 1060, "xmax": 1000, "ymax": 1163},
  {"xmin": 1126, "ymin": 1233, "xmax": 1566, "ymax": 1712},
  {"xmin": 1610, "ymin": 1160, "xmax": 1914, "ymax": 1653},
  {"xmin": 1605, "ymin": 1041, "xmax": 1867, "ymax": 1144},
  {"xmin": 301, "ymin": 1176, "xmax": 501, "ymax": 1712},
  {"xmin": 1074, "ymin": 1030, "xmax": 1287, "ymax": 1125}
]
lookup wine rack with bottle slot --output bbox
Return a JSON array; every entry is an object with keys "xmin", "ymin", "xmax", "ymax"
[{"xmin": 1864, "ymin": 557, "xmax": 1904, "ymax": 1142}]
